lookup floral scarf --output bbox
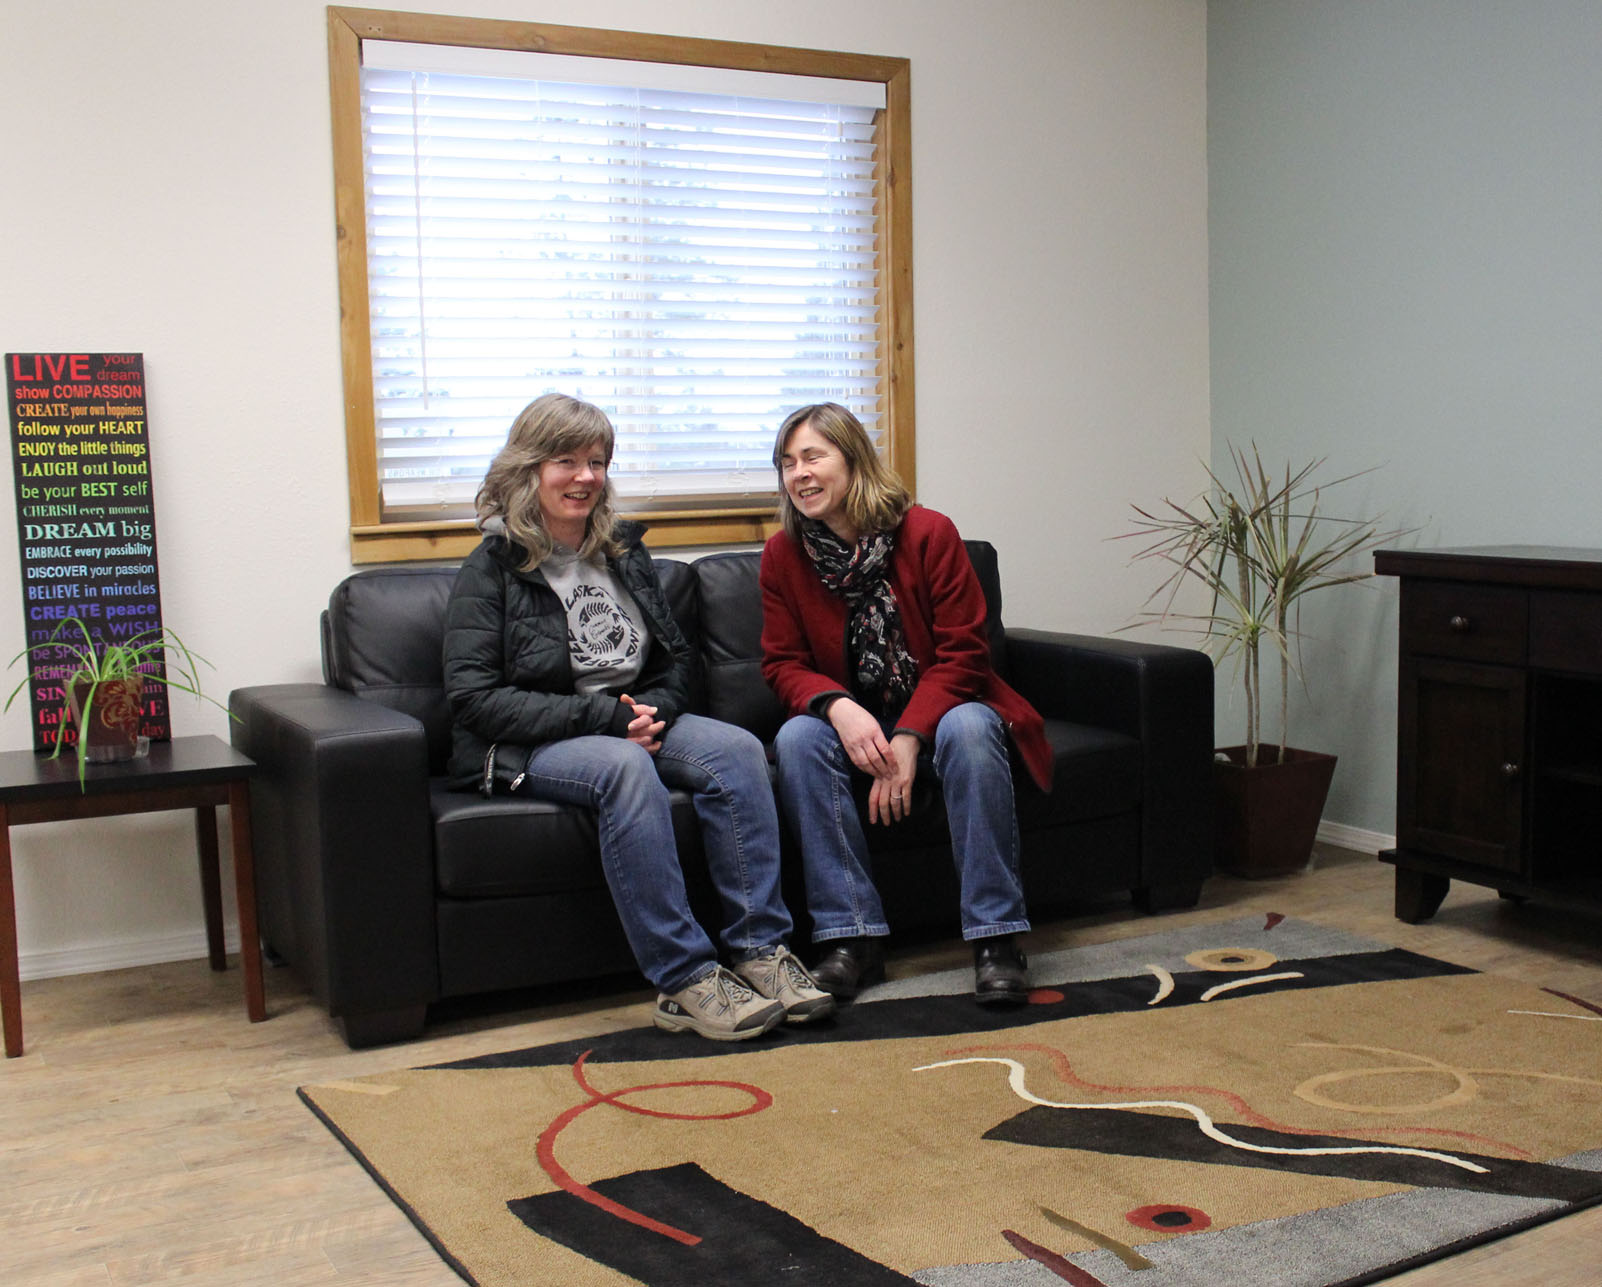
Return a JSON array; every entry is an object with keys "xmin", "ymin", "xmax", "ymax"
[{"xmin": 801, "ymin": 521, "xmax": 918, "ymax": 716}]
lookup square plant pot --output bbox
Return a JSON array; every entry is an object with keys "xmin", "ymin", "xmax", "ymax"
[{"xmin": 1213, "ymin": 745, "xmax": 1337, "ymax": 878}]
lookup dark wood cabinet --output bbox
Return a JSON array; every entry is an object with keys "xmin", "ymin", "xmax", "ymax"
[{"xmin": 1377, "ymin": 546, "xmax": 1602, "ymax": 922}]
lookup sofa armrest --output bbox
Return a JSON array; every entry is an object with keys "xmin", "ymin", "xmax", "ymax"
[
  {"xmin": 229, "ymin": 683, "xmax": 439, "ymax": 1034},
  {"xmin": 1005, "ymin": 629, "xmax": 1214, "ymax": 903}
]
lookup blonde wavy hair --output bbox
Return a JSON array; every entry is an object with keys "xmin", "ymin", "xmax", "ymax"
[
  {"xmin": 772, "ymin": 403, "xmax": 911, "ymax": 541},
  {"xmin": 475, "ymin": 393, "xmax": 624, "ymax": 569}
]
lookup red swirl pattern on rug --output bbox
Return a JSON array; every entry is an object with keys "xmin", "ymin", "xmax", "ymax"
[{"xmin": 535, "ymin": 1049, "xmax": 773, "ymax": 1245}]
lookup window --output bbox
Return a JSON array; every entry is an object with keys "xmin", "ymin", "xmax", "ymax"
[{"xmin": 328, "ymin": 8, "xmax": 913, "ymax": 562}]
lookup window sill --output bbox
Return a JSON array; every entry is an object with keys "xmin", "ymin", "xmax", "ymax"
[{"xmin": 349, "ymin": 508, "xmax": 781, "ymax": 564}]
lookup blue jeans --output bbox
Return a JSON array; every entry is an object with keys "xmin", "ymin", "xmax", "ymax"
[
  {"xmin": 772, "ymin": 702, "xmax": 1030, "ymax": 944},
  {"xmin": 519, "ymin": 713, "xmax": 794, "ymax": 994}
]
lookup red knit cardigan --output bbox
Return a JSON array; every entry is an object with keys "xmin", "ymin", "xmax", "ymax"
[{"xmin": 759, "ymin": 505, "xmax": 1053, "ymax": 792}]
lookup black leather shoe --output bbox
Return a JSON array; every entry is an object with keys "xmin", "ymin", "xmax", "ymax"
[
  {"xmin": 810, "ymin": 938, "xmax": 886, "ymax": 1001},
  {"xmin": 973, "ymin": 936, "xmax": 1029, "ymax": 1007}
]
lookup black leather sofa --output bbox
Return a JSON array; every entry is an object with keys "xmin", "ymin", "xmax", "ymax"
[{"xmin": 230, "ymin": 542, "xmax": 1213, "ymax": 1046}]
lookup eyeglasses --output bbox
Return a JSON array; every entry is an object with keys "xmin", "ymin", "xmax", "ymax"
[{"xmin": 547, "ymin": 455, "xmax": 609, "ymax": 474}]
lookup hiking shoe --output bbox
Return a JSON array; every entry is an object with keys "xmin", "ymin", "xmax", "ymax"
[
  {"xmin": 734, "ymin": 946, "xmax": 837, "ymax": 1024},
  {"xmin": 654, "ymin": 965, "xmax": 786, "ymax": 1041}
]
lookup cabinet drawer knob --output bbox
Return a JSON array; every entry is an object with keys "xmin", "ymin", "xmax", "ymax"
[
  {"xmin": 1449, "ymin": 615, "xmax": 1472, "ymax": 632},
  {"xmin": 1502, "ymin": 762, "xmax": 1521, "ymax": 779}
]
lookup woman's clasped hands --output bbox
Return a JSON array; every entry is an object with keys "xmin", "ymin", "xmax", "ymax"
[
  {"xmin": 619, "ymin": 694, "xmax": 665, "ymax": 754},
  {"xmin": 827, "ymin": 696, "xmax": 917, "ymax": 825}
]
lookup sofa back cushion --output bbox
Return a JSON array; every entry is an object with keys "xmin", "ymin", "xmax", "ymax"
[
  {"xmin": 657, "ymin": 557, "xmax": 704, "ymax": 711},
  {"xmin": 693, "ymin": 552, "xmax": 786, "ymax": 742},
  {"xmin": 324, "ymin": 567, "xmax": 458, "ymax": 768},
  {"xmin": 324, "ymin": 558, "xmax": 698, "ymax": 774},
  {"xmin": 320, "ymin": 538, "xmax": 1002, "ymax": 771},
  {"xmin": 964, "ymin": 539, "xmax": 1008, "ymax": 674},
  {"xmin": 689, "ymin": 539, "xmax": 1007, "ymax": 746}
]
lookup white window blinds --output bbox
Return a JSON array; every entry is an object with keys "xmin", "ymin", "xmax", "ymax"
[{"xmin": 359, "ymin": 46, "xmax": 885, "ymax": 517}]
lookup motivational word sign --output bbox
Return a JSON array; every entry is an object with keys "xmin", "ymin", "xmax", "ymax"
[{"xmin": 7, "ymin": 352, "xmax": 169, "ymax": 753}]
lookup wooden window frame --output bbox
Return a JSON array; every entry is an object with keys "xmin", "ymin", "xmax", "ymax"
[{"xmin": 327, "ymin": 6, "xmax": 914, "ymax": 563}]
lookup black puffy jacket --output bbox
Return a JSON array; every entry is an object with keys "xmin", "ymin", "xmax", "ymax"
[{"xmin": 442, "ymin": 521, "xmax": 691, "ymax": 793}]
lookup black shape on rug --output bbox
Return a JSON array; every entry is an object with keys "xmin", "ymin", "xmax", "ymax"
[
  {"xmin": 508, "ymin": 1161, "xmax": 918, "ymax": 1286},
  {"xmin": 425, "ymin": 948, "xmax": 1476, "ymax": 1072},
  {"xmin": 984, "ymin": 1106, "xmax": 1602, "ymax": 1202}
]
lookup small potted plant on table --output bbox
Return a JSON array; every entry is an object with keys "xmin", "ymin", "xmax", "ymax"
[
  {"xmin": 6, "ymin": 616, "xmax": 227, "ymax": 787},
  {"xmin": 1122, "ymin": 445, "xmax": 1407, "ymax": 877}
]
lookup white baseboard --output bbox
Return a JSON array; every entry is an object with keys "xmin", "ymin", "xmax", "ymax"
[
  {"xmin": 17, "ymin": 821, "xmax": 1393, "ymax": 982},
  {"xmin": 1317, "ymin": 819, "xmax": 1395, "ymax": 856},
  {"xmin": 19, "ymin": 925, "xmax": 241, "ymax": 983}
]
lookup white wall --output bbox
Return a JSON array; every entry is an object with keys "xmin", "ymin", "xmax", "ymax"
[{"xmin": 1, "ymin": 0, "xmax": 1208, "ymax": 977}]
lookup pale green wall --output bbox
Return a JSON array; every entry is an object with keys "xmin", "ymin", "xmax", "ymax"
[{"xmin": 1208, "ymin": 0, "xmax": 1602, "ymax": 834}]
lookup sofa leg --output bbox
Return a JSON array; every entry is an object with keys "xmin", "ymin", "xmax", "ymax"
[
  {"xmin": 1132, "ymin": 883, "xmax": 1203, "ymax": 914},
  {"xmin": 338, "ymin": 1004, "xmax": 427, "ymax": 1048}
]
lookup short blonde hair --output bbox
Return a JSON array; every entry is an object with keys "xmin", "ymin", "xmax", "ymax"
[
  {"xmin": 772, "ymin": 403, "xmax": 911, "ymax": 541},
  {"xmin": 476, "ymin": 393, "xmax": 623, "ymax": 569}
]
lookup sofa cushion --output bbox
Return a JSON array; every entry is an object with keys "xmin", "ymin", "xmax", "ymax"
[
  {"xmin": 961, "ymin": 540, "xmax": 1009, "ymax": 678},
  {"xmin": 431, "ymin": 780, "xmax": 703, "ymax": 899},
  {"xmin": 654, "ymin": 559, "xmax": 703, "ymax": 711},
  {"xmin": 824, "ymin": 717, "xmax": 1141, "ymax": 860},
  {"xmin": 325, "ymin": 567, "xmax": 458, "ymax": 771},
  {"xmin": 693, "ymin": 552, "xmax": 787, "ymax": 743},
  {"xmin": 1023, "ymin": 718, "xmax": 1143, "ymax": 826}
]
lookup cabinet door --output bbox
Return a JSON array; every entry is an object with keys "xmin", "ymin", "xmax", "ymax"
[{"xmin": 1398, "ymin": 658, "xmax": 1526, "ymax": 873}]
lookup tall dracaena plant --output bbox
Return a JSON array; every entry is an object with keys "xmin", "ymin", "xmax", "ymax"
[{"xmin": 1122, "ymin": 444, "xmax": 1409, "ymax": 768}]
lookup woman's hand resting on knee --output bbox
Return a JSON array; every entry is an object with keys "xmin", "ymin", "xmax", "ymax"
[
  {"xmin": 828, "ymin": 697, "xmax": 893, "ymax": 776},
  {"xmin": 866, "ymin": 731, "xmax": 919, "ymax": 825},
  {"xmin": 828, "ymin": 698, "xmax": 918, "ymax": 824}
]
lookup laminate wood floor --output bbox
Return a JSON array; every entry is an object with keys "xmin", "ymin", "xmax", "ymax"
[{"xmin": 3, "ymin": 845, "xmax": 1599, "ymax": 1285}]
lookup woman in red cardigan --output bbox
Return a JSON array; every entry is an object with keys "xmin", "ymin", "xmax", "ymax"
[{"xmin": 759, "ymin": 403, "xmax": 1053, "ymax": 1006}]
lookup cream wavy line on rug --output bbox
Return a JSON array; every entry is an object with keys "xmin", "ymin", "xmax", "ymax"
[
  {"xmin": 943, "ymin": 1039, "xmax": 1535, "ymax": 1158},
  {"xmin": 914, "ymin": 1054, "xmax": 1492, "ymax": 1173},
  {"xmin": 1142, "ymin": 965, "xmax": 1305, "ymax": 1005}
]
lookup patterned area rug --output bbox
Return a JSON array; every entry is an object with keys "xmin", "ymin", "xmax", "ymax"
[{"xmin": 299, "ymin": 916, "xmax": 1602, "ymax": 1286}]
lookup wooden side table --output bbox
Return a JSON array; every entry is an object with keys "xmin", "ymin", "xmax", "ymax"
[{"xmin": 0, "ymin": 733, "xmax": 262, "ymax": 1057}]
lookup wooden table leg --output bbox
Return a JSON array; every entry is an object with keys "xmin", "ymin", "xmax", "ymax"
[
  {"xmin": 195, "ymin": 805, "xmax": 226, "ymax": 971},
  {"xmin": 228, "ymin": 781, "xmax": 265, "ymax": 1022},
  {"xmin": 1395, "ymin": 867, "xmax": 1450, "ymax": 924},
  {"xmin": 0, "ymin": 805, "xmax": 23, "ymax": 1057}
]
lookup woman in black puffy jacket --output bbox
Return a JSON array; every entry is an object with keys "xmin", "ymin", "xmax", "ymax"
[{"xmin": 442, "ymin": 393, "xmax": 830, "ymax": 1041}]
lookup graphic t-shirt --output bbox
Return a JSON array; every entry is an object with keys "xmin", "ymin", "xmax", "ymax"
[{"xmin": 541, "ymin": 545, "xmax": 651, "ymax": 694}]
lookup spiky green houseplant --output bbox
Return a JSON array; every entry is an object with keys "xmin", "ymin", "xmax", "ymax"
[
  {"xmin": 1122, "ymin": 444, "xmax": 1407, "ymax": 768},
  {"xmin": 5, "ymin": 616, "xmax": 228, "ymax": 787}
]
